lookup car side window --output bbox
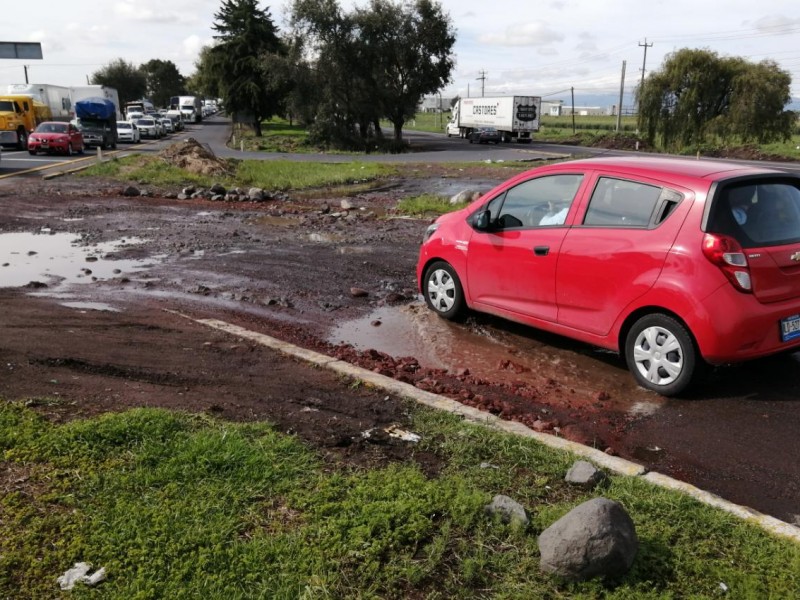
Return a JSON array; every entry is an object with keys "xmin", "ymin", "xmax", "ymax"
[
  {"xmin": 583, "ymin": 177, "xmax": 664, "ymax": 227},
  {"xmin": 492, "ymin": 175, "xmax": 584, "ymax": 229}
]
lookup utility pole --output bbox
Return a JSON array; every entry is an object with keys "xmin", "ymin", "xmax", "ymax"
[
  {"xmin": 638, "ymin": 38, "xmax": 653, "ymax": 113},
  {"xmin": 476, "ymin": 70, "xmax": 487, "ymax": 97},
  {"xmin": 571, "ymin": 87, "xmax": 575, "ymax": 134},
  {"xmin": 617, "ymin": 60, "xmax": 626, "ymax": 132},
  {"xmin": 24, "ymin": 65, "xmax": 29, "ymax": 84}
]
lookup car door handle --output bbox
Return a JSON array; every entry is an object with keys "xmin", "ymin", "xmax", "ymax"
[{"xmin": 533, "ymin": 246, "xmax": 550, "ymax": 256}]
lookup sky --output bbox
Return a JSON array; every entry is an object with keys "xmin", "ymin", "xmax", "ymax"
[{"xmin": 1, "ymin": 0, "xmax": 799, "ymax": 108}]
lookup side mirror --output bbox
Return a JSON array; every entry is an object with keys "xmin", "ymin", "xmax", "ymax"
[{"xmin": 474, "ymin": 210, "xmax": 491, "ymax": 231}]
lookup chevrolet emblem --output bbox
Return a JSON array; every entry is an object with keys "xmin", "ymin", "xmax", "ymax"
[{"xmin": 792, "ymin": 252, "xmax": 800, "ymax": 262}]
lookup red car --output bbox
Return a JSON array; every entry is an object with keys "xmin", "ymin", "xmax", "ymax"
[
  {"xmin": 28, "ymin": 121, "xmax": 84, "ymax": 156},
  {"xmin": 417, "ymin": 156, "xmax": 800, "ymax": 396}
]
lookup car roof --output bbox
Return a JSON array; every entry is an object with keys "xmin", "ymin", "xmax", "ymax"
[{"xmin": 558, "ymin": 156, "xmax": 783, "ymax": 180}]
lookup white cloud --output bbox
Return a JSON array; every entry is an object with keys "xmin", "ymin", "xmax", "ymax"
[{"xmin": 479, "ymin": 21, "xmax": 564, "ymax": 47}]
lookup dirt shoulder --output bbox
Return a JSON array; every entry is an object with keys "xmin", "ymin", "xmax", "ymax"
[{"xmin": 0, "ymin": 165, "xmax": 632, "ymax": 460}]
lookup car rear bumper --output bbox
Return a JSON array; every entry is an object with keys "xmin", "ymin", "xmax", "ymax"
[{"xmin": 690, "ymin": 284, "xmax": 800, "ymax": 363}]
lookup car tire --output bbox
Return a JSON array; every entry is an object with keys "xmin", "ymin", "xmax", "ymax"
[
  {"xmin": 66, "ymin": 144, "xmax": 73, "ymax": 156},
  {"xmin": 422, "ymin": 261, "xmax": 465, "ymax": 321},
  {"xmin": 469, "ymin": 138, "xmax": 473, "ymax": 144},
  {"xmin": 28, "ymin": 149, "xmax": 36, "ymax": 155},
  {"xmin": 17, "ymin": 130, "xmax": 28, "ymax": 150},
  {"xmin": 625, "ymin": 314, "xmax": 699, "ymax": 396},
  {"xmin": 78, "ymin": 142, "xmax": 85, "ymax": 154}
]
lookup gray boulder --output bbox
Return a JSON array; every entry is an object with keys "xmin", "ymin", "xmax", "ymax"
[
  {"xmin": 565, "ymin": 460, "xmax": 608, "ymax": 490},
  {"xmin": 449, "ymin": 189, "xmax": 482, "ymax": 205},
  {"xmin": 485, "ymin": 494, "xmax": 529, "ymax": 528},
  {"xmin": 538, "ymin": 497, "xmax": 637, "ymax": 581}
]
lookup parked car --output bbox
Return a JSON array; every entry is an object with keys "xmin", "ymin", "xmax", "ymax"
[
  {"xmin": 417, "ymin": 156, "xmax": 800, "ymax": 396},
  {"xmin": 116, "ymin": 121, "xmax": 140, "ymax": 143},
  {"xmin": 135, "ymin": 117, "xmax": 159, "ymax": 139},
  {"xmin": 28, "ymin": 121, "xmax": 84, "ymax": 155},
  {"xmin": 468, "ymin": 127, "xmax": 501, "ymax": 144}
]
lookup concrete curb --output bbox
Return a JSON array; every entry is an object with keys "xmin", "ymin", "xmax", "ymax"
[{"xmin": 172, "ymin": 312, "xmax": 800, "ymax": 544}]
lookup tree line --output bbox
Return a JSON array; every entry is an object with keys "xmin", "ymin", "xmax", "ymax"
[
  {"xmin": 638, "ymin": 48, "xmax": 795, "ymax": 150},
  {"xmin": 91, "ymin": 0, "xmax": 795, "ymax": 153}
]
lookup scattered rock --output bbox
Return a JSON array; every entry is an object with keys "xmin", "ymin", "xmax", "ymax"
[
  {"xmin": 565, "ymin": 461, "xmax": 608, "ymax": 490},
  {"xmin": 122, "ymin": 185, "xmax": 140, "ymax": 197},
  {"xmin": 350, "ymin": 287, "xmax": 369, "ymax": 298},
  {"xmin": 485, "ymin": 494, "xmax": 529, "ymax": 527},
  {"xmin": 450, "ymin": 189, "xmax": 482, "ymax": 205},
  {"xmin": 538, "ymin": 497, "xmax": 638, "ymax": 582}
]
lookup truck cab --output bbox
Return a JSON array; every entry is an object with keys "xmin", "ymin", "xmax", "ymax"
[{"xmin": 0, "ymin": 95, "xmax": 51, "ymax": 149}]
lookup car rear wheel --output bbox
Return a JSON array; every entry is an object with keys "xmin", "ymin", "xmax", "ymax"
[
  {"xmin": 625, "ymin": 314, "xmax": 698, "ymax": 396},
  {"xmin": 66, "ymin": 144, "xmax": 73, "ymax": 156},
  {"xmin": 423, "ymin": 261, "xmax": 465, "ymax": 320}
]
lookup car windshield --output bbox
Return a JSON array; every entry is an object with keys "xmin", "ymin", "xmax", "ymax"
[
  {"xmin": 137, "ymin": 119, "xmax": 154, "ymax": 126},
  {"xmin": 117, "ymin": 123, "xmax": 131, "ymax": 129},
  {"xmin": 36, "ymin": 123, "xmax": 68, "ymax": 134}
]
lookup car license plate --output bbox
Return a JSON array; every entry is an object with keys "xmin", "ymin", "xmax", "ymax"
[{"xmin": 780, "ymin": 314, "xmax": 800, "ymax": 342}]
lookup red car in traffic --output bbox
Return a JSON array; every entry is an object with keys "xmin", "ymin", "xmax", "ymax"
[
  {"xmin": 28, "ymin": 121, "xmax": 84, "ymax": 156},
  {"xmin": 417, "ymin": 156, "xmax": 800, "ymax": 395}
]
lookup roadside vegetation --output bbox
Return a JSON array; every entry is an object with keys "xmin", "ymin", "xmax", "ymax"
[
  {"xmin": 401, "ymin": 110, "xmax": 800, "ymax": 160},
  {"xmin": 2, "ymin": 399, "xmax": 799, "ymax": 598},
  {"xmin": 79, "ymin": 154, "xmax": 395, "ymax": 192}
]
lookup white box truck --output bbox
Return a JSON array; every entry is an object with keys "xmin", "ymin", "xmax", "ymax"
[
  {"xmin": 6, "ymin": 83, "xmax": 72, "ymax": 119},
  {"xmin": 446, "ymin": 96, "xmax": 541, "ymax": 143}
]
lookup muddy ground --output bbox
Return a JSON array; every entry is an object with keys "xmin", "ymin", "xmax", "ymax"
[{"xmin": 0, "ymin": 160, "xmax": 644, "ymax": 473}]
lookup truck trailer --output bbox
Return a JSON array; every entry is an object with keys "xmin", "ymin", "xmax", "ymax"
[
  {"xmin": 446, "ymin": 96, "xmax": 541, "ymax": 143},
  {"xmin": 6, "ymin": 83, "xmax": 72, "ymax": 120}
]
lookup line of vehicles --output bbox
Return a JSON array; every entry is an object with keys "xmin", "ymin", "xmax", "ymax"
[{"xmin": 0, "ymin": 83, "xmax": 217, "ymax": 155}]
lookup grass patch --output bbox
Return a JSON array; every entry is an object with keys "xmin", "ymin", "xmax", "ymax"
[
  {"xmin": 230, "ymin": 120, "xmax": 321, "ymax": 154},
  {"xmin": 396, "ymin": 194, "xmax": 468, "ymax": 217},
  {"xmin": 79, "ymin": 154, "xmax": 396, "ymax": 193},
  {"xmin": 235, "ymin": 160, "xmax": 394, "ymax": 191},
  {"xmin": 2, "ymin": 401, "xmax": 800, "ymax": 598}
]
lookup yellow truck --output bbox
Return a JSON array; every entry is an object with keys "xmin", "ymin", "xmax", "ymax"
[{"xmin": 0, "ymin": 95, "xmax": 52, "ymax": 149}]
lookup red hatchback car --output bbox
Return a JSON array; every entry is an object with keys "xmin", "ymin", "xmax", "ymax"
[
  {"xmin": 28, "ymin": 121, "xmax": 84, "ymax": 156},
  {"xmin": 417, "ymin": 156, "xmax": 800, "ymax": 396}
]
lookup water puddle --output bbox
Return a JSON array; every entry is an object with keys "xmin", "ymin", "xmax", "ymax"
[
  {"xmin": 329, "ymin": 302, "xmax": 662, "ymax": 415},
  {"xmin": 0, "ymin": 231, "xmax": 159, "ymax": 289},
  {"xmin": 59, "ymin": 301, "xmax": 121, "ymax": 312}
]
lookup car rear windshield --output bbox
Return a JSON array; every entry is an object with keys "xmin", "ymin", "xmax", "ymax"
[{"xmin": 707, "ymin": 180, "xmax": 800, "ymax": 248}]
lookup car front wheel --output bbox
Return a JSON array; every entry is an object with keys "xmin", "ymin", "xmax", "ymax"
[
  {"xmin": 625, "ymin": 314, "xmax": 698, "ymax": 396},
  {"xmin": 423, "ymin": 261, "xmax": 465, "ymax": 320}
]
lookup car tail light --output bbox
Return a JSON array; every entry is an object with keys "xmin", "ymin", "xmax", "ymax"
[{"xmin": 702, "ymin": 233, "xmax": 752, "ymax": 292}]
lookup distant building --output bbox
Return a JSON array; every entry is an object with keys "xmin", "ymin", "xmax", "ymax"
[{"xmin": 418, "ymin": 96, "xmax": 455, "ymax": 113}]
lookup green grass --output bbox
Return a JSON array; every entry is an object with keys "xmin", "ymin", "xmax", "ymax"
[
  {"xmin": 79, "ymin": 154, "xmax": 396, "ymax": 192},
  {"xmin": 396, "ymin": 193, "xmax": 469, "ymax": 217},
  {"xmin": 2, "ymin": 401, "xmax": 799, "ymax": 598},
  {"xmin": 230, "ymin": 120, "xmax": 319, "ymax": 154}
]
